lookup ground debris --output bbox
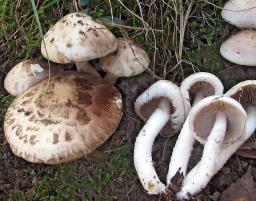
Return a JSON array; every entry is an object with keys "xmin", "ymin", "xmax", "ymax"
[{"xmin": 219, "ymin": 168, "xmax": 256, "ymax": 201}]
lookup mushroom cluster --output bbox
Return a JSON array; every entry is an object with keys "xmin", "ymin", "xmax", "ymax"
[
  {"xmin": 220, "ymin": 0, "xmax": 256, "ymax": 158},
  {"xmin": 133, "ymin": 72, "xmax": 256, "ymax": 199},
  {"xmin": 221, "ymin": 0, "xmax": 256, "ymax": 66},
  {"xmin": 3, "ymin": 12, "xmax": 150, "ymax": 164}
]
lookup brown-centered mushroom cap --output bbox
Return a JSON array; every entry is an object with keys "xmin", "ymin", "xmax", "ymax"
[
  {"xmin": 99, "ymin": 38, "xmax": 149, "ymax": 78},
  {"xmin": 4, "ymin": 59, "xmax": 59, "ymax": 96},
  {"xmin": 41, "ymin": 13, "xmax": 117, "ymax": 63},
  {"xmin": 188, "ymin": 96, "xmax": 246, "ymax": 144},
  {"xmin": 4, "ymin": 71, "xmax": 122, "ymax": 164}
]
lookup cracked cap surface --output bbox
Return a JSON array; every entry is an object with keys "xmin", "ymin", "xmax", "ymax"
[{"xmin": 4, "ymin": 71, "xmax": 122, "ymax": 164}]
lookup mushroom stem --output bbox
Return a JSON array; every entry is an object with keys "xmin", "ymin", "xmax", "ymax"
[
  {"xmin": 75, "ymin": 62, "xmax": 100, "ymax": 77},
  {"xmin": 179, "ymin": 106, "xmax": 256, "ymax": 193},
  {"xmin": 104, "ymin": 73, "xmax": 118, "ymax": 84},
  {"xmin": 134, "ymin": 98, "xmax": 170, "ymax": 194},
  {"xmin": 216, "ymin": 106, "xmax": 256, "ymax": 166},
  {"xmin": 177, "ymin": 112, "xmax": 227, "ymax": 199},
  {"xmin": 166, "ymin": 91, "xmax": 204, "ymax": 185}
]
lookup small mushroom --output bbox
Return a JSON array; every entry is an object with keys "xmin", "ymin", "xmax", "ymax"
[
  {"xmin": 99, "ymin": 38, "xmax": 150, "ymax": 83},
  {"xmin": 4, "ymin": 59, "xmax": 60, "ymax": 96},
  {"xmin": 225, "ymin": 80, "xmax": 256, "ymax": 158},
  {"xmin": 167, "ymin": 72, "xmax": 223, "ymax": 185},
  {"xmin": 177, "ymin": 96, "xmax": 247, "ymax": 199},
  {"xmin": 134, "ymin": 80, "xmax": 185, "ymax": 194},
  {"xmin": 220, "ymin": 30, "xmax": 256, "ymax": 66},
  {"xmin": 41, "ymin": 12, "xmax": 118, "ymax": 77},
  {"xmin": 4, "ymin": 71, "xmax": 122, "ymax": 164},
  {"xmin": 222, "ymin": 0, "xmax": 256, "ymax": 28}
]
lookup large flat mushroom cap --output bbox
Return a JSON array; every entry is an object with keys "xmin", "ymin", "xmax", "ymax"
[
  {"xmin": 4, "ymin": 59, "xmax": 59, "ymax": 96},
  {"xmin": 222, "ymin": 0, "xmax": 256, "ymax": 28},
  {"xmin": 188, "ymin": 96, "xmax": 247, "ymax": 144},
  {"xmin": 41, "ymin": 13, "xmax": 117, "ymax": 63},
  {"xmin": 134, "ymin": 80, "xmax": 185, "ymax": 137},
  {"xmin": 99, "ymin": 38, "xmax": 149, "ymax": 77},
  {"xmin": 4, "ymin": 71, "xmax": 122, "ymax": 164},
  {"xmin": 220, "ymin": 30, "xmax": 256, "ymax": 66}
]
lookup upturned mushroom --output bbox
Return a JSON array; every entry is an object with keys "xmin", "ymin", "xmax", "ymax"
[
  {"xmin": 176, "ymin": 96, "xmax": 247, "ymax": 199},
  {"xmin": 222, "ymin": 0, "xmax": 256, "ymax": 28},
  {"xmin": 41, "ymin": 12, "xmax": 117, "ymax": 77},
  {"xmin": 4, "ymin": 71, "xmax": 122, "ymax": 164},
  {"xmin": 225, "ymin": 80, "xmax": 256, "ymax": 159},
  {"xmin": 220, "ymin": 30, "xmax": 256, "ymax": 66},
  {"xmin": 134, "ymin": 80, "xmax": 185, "ymax": 194},
  {"xmin": 99, "ymin": 38, "xmax": 150, "ymax": 83},
  {"xmin": 4, "ymin": 59, "xmax": 59, "ymax": 96},
  {"xmin": 167, "ymin": 72, "xmax": 223, "ymax": 185}
]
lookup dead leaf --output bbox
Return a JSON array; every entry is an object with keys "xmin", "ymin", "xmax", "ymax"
[
  {"xmin": 236, "ymin": 149, "xmax": 256, "ymax": 159},
  {"xmin": 220, "ymin": 168, "xmax": 256, "ymax": 201}
]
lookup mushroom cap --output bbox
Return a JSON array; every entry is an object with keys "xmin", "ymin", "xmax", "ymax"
[
  {"xmin": 220, "ymin": 30, "xmax": 256, "ymax": 66},
  {"xmin": 99, "ymin": 38, "xmax": 149, "ymax": 77},
  {"xmin": 188, "ymin": 96, "xmax": 247, "ymax": 144},
  {"xmin": 4, "ymin": 71, "xmax": 122, "ymax": 164},
  {"xmin": 134, "ymin": 80, "xmax": 185, "ymax": 137},
  {"xmin": 180, "ymin": 72, "xmax": 224, "ymax": 115},
  {"xmin": 225, "ymin": 80, "xmax": 256, "ymax": 108},
  {"xmin": 41, "ymin": 13, "xmax": 117, "ymax": 63},
  {"xmin": 4, "ymin": 59, "xmax": 59, "ymax": 96},
  {"xmin": 222, "ymin": 0, "xmax": 256, "ymax": 28},
  {"xmin": 225, "ymin": 80, "xmax": 256, "ymax": 156}
]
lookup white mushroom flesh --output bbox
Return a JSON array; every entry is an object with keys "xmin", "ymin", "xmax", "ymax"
[
  {"xmin": 167, "ymin": 72, "xmax": 224, "ymax": 185},
  {"xmin": 134, "ymin": 98, "xmax": 170, "ymax": 194}
]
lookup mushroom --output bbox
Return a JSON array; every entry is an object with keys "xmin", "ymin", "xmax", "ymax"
[
  {"xmin": 225, "ymin": 80, "xmax": 256, "ymax": 159},
  {"xmin": 4, "ymin": 59, "xmax": 60, "ymax": 96},
  {"xmin": 134, "ymin": 80, "xmax": 185, "ymax": 194},
  {"xmin": 220, "ymin": 30, "xmax": 256, "ymax": 66},
  {"xmin": 41, "ymin": 12, "xmax": 117, "ymax": 77},
  {"xmin": 222, "ymin": 0, "xmax": 256, "ymax": 28},
  {"xmin": 176, "ymin": 96, "xmax": 247, "ymax": 199},
  {"xmin": 167, "ymin": 72, "xmax": 224, "ymax": 185},
  {"xmin": 4, "ymin": 71, "xmax": 122, "ymax": 164},
  {"xmin": 99, "ymin": 38, "xmax": 150, "ymax": 83}
]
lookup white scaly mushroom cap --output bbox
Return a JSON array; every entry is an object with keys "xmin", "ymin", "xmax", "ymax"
[
  {"xmin": 220, "ymin": 30, "xmax": 256, "ymax": 66},
  {"xmin": 4, "ymin": 71, "xmax": 122, "ymax": 164},
  {"xmin": 180, "ymin": 72, "xmax": 224, "ymax": 115},
  {"xmin": 99, "ymin": 38, "xmax": 150, "ymax": 78},
  {"xmin": 135, "ymin": 80, "xmax": 185, "ymax": 136},
  {"xmin": 4, "ymin": 59, "xmax": 59, "ymax": 96},
  {"xmin": 177, "ymin": 96, "xmax": 247, "ymax": 199},
  {"xmin": 41, "ymin": 13, "xmax": 117, "ymax": 63},
  {"xmin": 222, "ymin": 0, "xmax": 256, "ymax": 28},
  {"xmin": 188, "ymin": 95, "xmax": 246, "ymax": 145}
]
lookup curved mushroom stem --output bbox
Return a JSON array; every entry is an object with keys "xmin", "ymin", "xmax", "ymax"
[
  {"xmin": 166, "ymin": 91, "xmax": 205, "ymax": 185},
  {"xmin": 178, "ymin": 106, "xmax": 256, "ymax": 199},
  {"xmin": 216, "ymin": 106, "xmax": 256, "ymax": 166},
  {"xmin": 75, "ymin": 62, "xmax": 100, "ymax": 77},
  {"xmin": 104, "ymin": 73, "xmax": 118, "ymax": 84},
  {"xmin": 134, "ymin": 98, "xmax": 170, "ymax": 194},
  {"xmin": 177, "ymin": 112, "xmax": 227, "ymax": 199}
]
